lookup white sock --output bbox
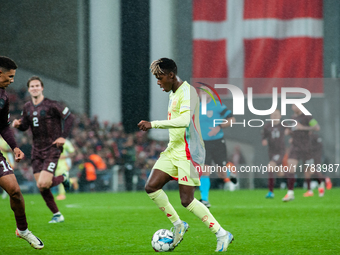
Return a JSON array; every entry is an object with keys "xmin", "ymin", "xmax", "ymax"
[
  {"xmin": 173, "ymin": 219, "xmax": 182, "ymax": 226},
  {"xmin": 17, "ymin": 228, "xmax": 29, "ymax": 235},
  {"xmin": 54, "ymin": 212, "xmax": 61, "ymax": 216},
  {"xmin": 287, "ymin": 190, "xmax": 294, "ymax": 195},
  {"xmin": 215, "ymin": 227, "xmax": 227, "ymax": 238}
]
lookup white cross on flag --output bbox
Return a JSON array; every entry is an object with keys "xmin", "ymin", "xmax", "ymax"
[{"xmin": 192, "ymin": 0, "xmax": 324, "ymax": 94}]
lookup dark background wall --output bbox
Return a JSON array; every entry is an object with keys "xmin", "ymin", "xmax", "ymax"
[
  {"xmin": 121, "ymin": 0, "xmax": 150, "ymax": 133},
  {"xmin": 0, "ymin": 0, "xmax": 79, "ymax": 86}
]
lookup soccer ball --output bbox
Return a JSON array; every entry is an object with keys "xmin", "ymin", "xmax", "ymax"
[{"xmin": 151, "ymin": 229, "xmax": 174, "ymax": 252}]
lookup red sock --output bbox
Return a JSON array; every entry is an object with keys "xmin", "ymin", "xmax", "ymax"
[
  {"xmin": 305, "ymin": 178, "xmax": 311, "ymax": 190},
  {"xmin": 15, "ymin": 214, "xmax": 28, "ymax": 231},
  {"xmin": 51, "ymin": 175, "xmax": 64, "ymax": 187},
  {"xmin": 40, "ymin": 189, "xmax": 59, "ymax": 214},
  {"xmin": 287, "ymin": 173, "xmax": 295, "ymax": 190},
  {"xmin": 268, "ymin": 172, "xmax": 274, "ymax": 192}
]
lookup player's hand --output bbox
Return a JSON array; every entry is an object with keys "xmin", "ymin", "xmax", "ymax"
[
  {"xmin": 13, "ymin": 147, "xmax": 24, "ymax": 162},
  {"xmin": 138, "ymin": 120, "xmax": 152, "ymax": 131},
  {"xmin": 53, "ymin": 137, "xmax": 66, "ymax": 148},
  {"xmin": 262, "ymin": 139, "xmax": 268, "ymax": 146},
  {"xmin": 12, "ymin": 119, "xmax": 21, "ymax": 128},
  {"xmin": 208, "ymin": 126, "xmax": 220, "ymax": 136}
]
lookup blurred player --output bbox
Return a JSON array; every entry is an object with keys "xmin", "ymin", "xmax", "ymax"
[
  {"xmin": 303, "ymin": 133, "xmax": 327, "ymax": 197},
  {"xmin": 198, "ymin": 85, "xmax": 236, "ymax": 208},
  {"xmin": 0, "ymin": 56, "xmax": 43, "ymax": 249},
  {"xmin": 283, "ymin": 104, "xmax": 320, "ymax": 202},
  {"xmin": 261, "ymin": 109, "xmax": 286, "ymax": 198},
  {"xmin": 12, "ymin": 76, "xmax": 74, "ymax": 223},
  {"xmin": 55, "ymin": 139, "xmax": 75, "ymax": 200},
  {"xmin": 138, "ymin": 58, "xmax": 233, "ymax": 252}
]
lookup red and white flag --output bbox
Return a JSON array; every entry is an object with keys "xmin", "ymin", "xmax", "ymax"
[{"xmin": 192, "ymin": 0, "xmax": 323, "ymax": 94}]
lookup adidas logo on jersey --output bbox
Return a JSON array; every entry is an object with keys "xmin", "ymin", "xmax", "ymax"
[{"xmin": 180, "ymin": 176, "xmax": 188, "ymax": 182}]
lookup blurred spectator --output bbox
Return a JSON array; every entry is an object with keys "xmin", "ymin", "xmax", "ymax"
[
  {"xmin": 230, "ymin": 145, "xmax": 246, "ymax": 166},
  {"xmin": 120, "ymin": 134, "xmax": 136, "ymax": 191}
]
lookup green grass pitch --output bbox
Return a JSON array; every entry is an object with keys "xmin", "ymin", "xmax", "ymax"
[{"xmin": 1, "ymin": 188, "xmax": 339, "ymax": 254}]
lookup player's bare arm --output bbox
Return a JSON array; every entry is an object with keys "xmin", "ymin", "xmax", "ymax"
[
  {"xmin": 13, "ymin": 147, "xmax": 24, "ymax": 162},
  {"xmin": 138, "ymin": 120, "xmax": 152, "ymax": 131},
  {"xmin": 12, "ymin": 119, "xmax": 22, "ymax": 128},
  {"xmin": 208, "ymin": 126, "xmax": 221, "ymax": 136},
  {"xmin": 220, "ymin": 116, "xmax": 235, "ymax": 128},
  {"xmin": 53, "ymin": 137, "xmax": 66, "ymax": 148},
  {"xmin": 262, "ymin": 139, "xmax": 268, "ymax": 146}
]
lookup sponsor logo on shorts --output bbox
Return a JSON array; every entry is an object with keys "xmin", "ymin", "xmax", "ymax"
[{"xmin": 180, "ymin": 176, "xmax": 188, "ymax": 182}]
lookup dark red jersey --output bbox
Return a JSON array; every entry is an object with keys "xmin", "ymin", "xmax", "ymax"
[
  {"xmin": 290, "ymin": 114, "xmax": 314, "ymax": 151},
  {"xmin": 262, "ymin": 122, "xmax": 285, "ymax": 154},
  {"xmin": 0, "ymin": 89, "xmax": 17, "ymax": 157},
  {"xmin": 310, "ymin": 133, "xmax": 322, "ymax": 154},
  {"xmin": 0, "ymin": 89, "xmax": 10, "ymax": 132},
  {"xmin": 18, "ymin": 98, "xmax": 72, "ymax": 152}
]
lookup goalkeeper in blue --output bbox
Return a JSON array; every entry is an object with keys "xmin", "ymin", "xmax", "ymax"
[{"xmin": 138, "ymin": 58, "xmax": 234, "ymax": 252}]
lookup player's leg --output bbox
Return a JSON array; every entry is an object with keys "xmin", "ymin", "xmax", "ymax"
[
  {"xmin": 303, "ymin": 166, "xmax": 313, "ymax": 197},
  {"xmin": 277, "ymin": 167, "xmax": 286, "ymax": 189},
  {"xmin": 314, "ymin": 172, "xmax": 326, "ymax": 197},
  {"xmin": 55, "ymin": 166, "xmax": 66, "ymax": 200},
  {"xmin": 303, "ymin": 157, "xmax": 316, "ymax": 197},
  {"xmin": 179, "ymin": 184, "xmax": 233, "ymax": 252},
  {"xmin": 325, "ymin": 176, "xmax": 332, "ymax": 190},
  {"xmin": 216, "ymin": 139, "xmax": 237, "ymax": 186},
  {"xmin": 0, "ymin": 174, "xmax": 27, "ymax": 231},
  {"xmin": 266, "ymin": 161, "xmax": 276, "ymax": 198},
  {"xmin": 145, "ymin": 155, "xmax": 182, "ymax": 229},
  {"xmin": 214, "ymin": 138, "xmax": 236, "ymax": 186},
  {"xmin": 312, "ymin": 155, "xmax": 326, "ymax": 197},
  {"xmin": 34, "ymin": 171, "xmax": 64, "ymax": 223},
  {"xmin": 282, "ymin": 157, "xmax": 297, "ymax": 202},
  {"xmin": 178, "ymin": 160, "xmax": 233, "ymax": 252},
  {"xmin": 0, "ymin": 174, "xmax": 44, "ymax": 249},
  {"xmin": 199, "ymin": 166, "xmax": 211, "ymax": 208}
]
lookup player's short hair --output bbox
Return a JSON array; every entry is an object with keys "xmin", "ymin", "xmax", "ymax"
[
  {"xmin": 27, "ymin": 76, "xmax": 44, "ymax": 88},
  {"xmin": 150, "ymin": 58, "xmax": 177, "ymax": 77},
  {"xmin": 0, "ymin": 56, "xmax": 17, "ymax": 72}
]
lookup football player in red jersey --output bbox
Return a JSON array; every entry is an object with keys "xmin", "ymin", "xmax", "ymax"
[
  {"xmin": 261, "ymin": 109, "xmax": 286, "ymax": 198},
  {"xmin": 13, "ymin": 76, "xmax": 74, "ymax": 223},
  {"xmin": 283, "ymin": 104, "xmax": 320, "ymax": 202},
  {"xmin": 0, "ymin": 56, "xmax": 43, "ymax": 249}
]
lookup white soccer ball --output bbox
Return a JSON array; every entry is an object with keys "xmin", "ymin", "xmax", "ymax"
[{"xmin": 151, "ymin": 229, "xmax": 174, "ymax": 252}]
